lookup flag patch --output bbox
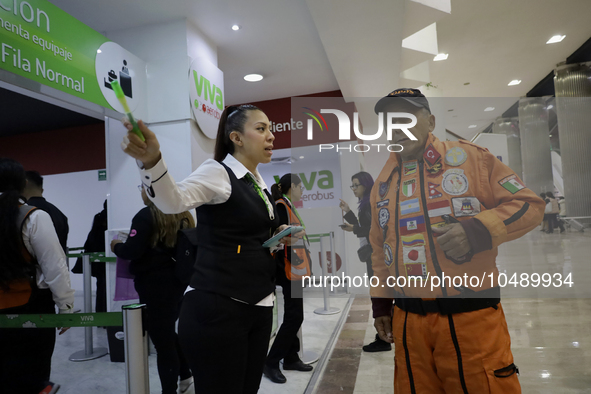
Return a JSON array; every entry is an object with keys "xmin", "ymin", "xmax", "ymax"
[
  {"xmin": 403, "ymin": 246, "xmax": 427, "ymax": 264},
  {"xmin": 402, "ymin": 179, "xmax": 416, "ymax": 197},
  {"xmin": 427, "ymin": 200, "xmax": 452, "ymax": 218},
  {"xmin": 498, "ymin": 175, "xmax": 525, "ymax": 194},
  {"xmin": 403, "ymin": 161, "xmax": 417, "ymax": 176},
  {"xmin": 400, "ymin": 198, "xmax": 420, "ymax": 216},
  {"xmin": 401, "ymin": 234, "xmax": 425, "ymax": 247},
  {"xmin": 399, "ymin": 215, "xmax": 425, "ymax": 235},
  {"xmin": 428, "ymin": 182, "xmax": 442, "ymax": 199}
]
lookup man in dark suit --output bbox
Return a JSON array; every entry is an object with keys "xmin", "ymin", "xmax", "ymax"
[{"xmin": 23, "ymin": 171, "xmax": 69, "ymax": 256}]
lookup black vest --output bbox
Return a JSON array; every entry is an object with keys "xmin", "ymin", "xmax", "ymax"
[{"xmin": 190, "ymin": 163, "xmax": 279, "ymax": 304}]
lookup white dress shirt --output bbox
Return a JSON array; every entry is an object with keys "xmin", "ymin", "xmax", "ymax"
[
  {"xmin": 139, "ymin": 154, "xmax": 275, "ymax": 306},
  {"xmin": 22, "ymin": 208, "xmax": 75, "ymax": 313}
]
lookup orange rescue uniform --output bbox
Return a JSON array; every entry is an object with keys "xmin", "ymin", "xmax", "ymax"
[{"xmin": 369, "ymin": 134, "xmax": 544, "ymax": 393}]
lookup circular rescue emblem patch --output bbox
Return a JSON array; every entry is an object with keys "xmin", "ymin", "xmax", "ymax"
[
  {"xmin": 441, "ymin": 169, "xmax": 469, "ymax": 196},
  {"xmin": 444, "ymin": 147, "xmax": 467, "ymax": 166}
]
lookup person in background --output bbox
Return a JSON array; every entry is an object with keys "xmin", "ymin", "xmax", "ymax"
[
  {"xmin": 72, "ymin": 200, "xmax": 108, "ymax": 312},
  {"xmin": 339, "ymin": 172, "xmax": 391, "ymax": 353},
  {"xmin": 22, "ymin": 171, "xmax": 69, "ymax": 255},
  {"xmin": 120, "ymin": 105, "xmax": 301, "ymax": 394},
  {"xmin": 540, "ymin": 192, "xmax": 549, "ymax": 232},
  {"xmin": 558, "ymin": 196, "xmax": 566, "ymax": 217},
  {"xmin": 265, "ymin": 174, "xmax": 313, "ymax": 384},
  {"xmin": 111, "ymin": 185, "xmax": 194, "ymax": 394},
  {"xmin": 545, "ymin": 192, "xmax": 565, "ymax": 233},
  {"xmin": 0, "ymin": 158, "xmax": 74, "ymax": 394}
]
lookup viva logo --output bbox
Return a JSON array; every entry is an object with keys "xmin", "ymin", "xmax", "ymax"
[
  {"xmin": 274, "ymin": 170, "xmax": 333, "ymax": 190},
  {"xmin": 192, "ymin": 70, "xmax": 223, "ymax": 111}
]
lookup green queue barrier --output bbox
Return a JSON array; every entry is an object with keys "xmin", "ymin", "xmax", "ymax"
[
  {"xmin": 0, "ymin": 312, "xmax": 122, "ymax": 329},
  {"xmin": 1, "ymin": 306, "xmax": 149, "ymax": 394}
]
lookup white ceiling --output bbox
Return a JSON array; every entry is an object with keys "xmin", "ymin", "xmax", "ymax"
[{"xmin": 47, "ymin": 0, "xmax": 591, "ymax": 139}]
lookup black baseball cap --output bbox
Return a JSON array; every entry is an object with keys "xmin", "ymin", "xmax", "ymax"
[{"xmin": 374, "ymin": 88, "xmax": 431, "ymax": 114}]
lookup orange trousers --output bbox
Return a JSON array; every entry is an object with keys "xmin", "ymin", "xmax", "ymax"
[{"xmin": 392, "ymin": 303, "xmax": 521, "ymax": 393}]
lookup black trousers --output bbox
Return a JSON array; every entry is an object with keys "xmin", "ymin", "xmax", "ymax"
[
  {"xmin": 94, "ymin": 262, "xmax": 107, "ymax": 313},
  {"xmin": 548, "ymin": 214, "xmax": 565, "ymax": 233},
  {"xmin": 179, "ymin": 289, "xmax": 273, "ymax": 394},
  {"xmin": 134, "ymin": 269, "xmax": 192, "ymax": 394},
  {"xmin": 0, "ymin": 289, "xmax": 56, "ymax": 394},
  {"xmin": 266, "ymin": 268, "xmax": 304, "ymax": 367}
]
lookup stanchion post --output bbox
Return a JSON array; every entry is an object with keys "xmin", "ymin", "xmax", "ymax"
[
  {"xmin": 297, "ymin": 327, "xmax": 319, "ymax": 364},
  {"xmin": 314, "ymin": 235, "xmax": 340, "ymax": 315},
  {"xmin": 69, "ymin": 253, "xmax": 108, "ymax": 362},
  {"xmin": 329, "ymin": 231, "xmax": 342, "ymax": 294},
  {"xmin": 123, "ymin": 304, "xmax": 149, "ymax": 394}
]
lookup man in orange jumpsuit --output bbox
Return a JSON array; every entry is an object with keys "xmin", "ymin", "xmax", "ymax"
[{"xmin": 368, "ymin": 89, "xmax": 544, "ymax": 393}]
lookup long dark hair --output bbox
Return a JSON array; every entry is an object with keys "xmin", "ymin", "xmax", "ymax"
[
  {"xmin": 146, "ymin": 201, "xmax": 195, "ymax": 248},
  {"xmin": 214, "ymin": 104, "xmax": 262, "ymax": 162},
  {"xmin": 0, "ymin": 158, "xmax": 31, "ymax": 290},
  {"xmin": 352, "ymin": 171, "xmax": 374, "ymax": 211},
  {"xmin": 271, "ymin": 173, "xmax": 302, "ymax": 201}
]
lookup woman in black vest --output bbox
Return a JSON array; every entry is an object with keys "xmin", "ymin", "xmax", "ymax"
[
  {"xmin": 111, "ymin": 186, "xmax": 194, "ymax": 394},
  {"xmin": 120, "ymin": 105, "xmax": 297, "ymax": 394},
  {"xmin": 264, "ymin": 174, "xmax": 313, "ymax": 384}
]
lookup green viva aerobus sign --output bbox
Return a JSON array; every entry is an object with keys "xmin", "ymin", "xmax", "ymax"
[{"xmin": 0, "ymin": 0, "xmax": 116, "ymax": 108}]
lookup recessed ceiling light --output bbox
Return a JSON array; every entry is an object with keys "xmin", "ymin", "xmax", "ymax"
[
  {"xmin": 244, "ymin": 74, "xmax": 263, "ymax": 82},
  {"xmin": 299, "ymin": 156, "xmax": 305, "ymax": 159},
  {"xmin": 484, "ymin": 107, "xmax": 495, "ymax": 111},
  {"xmin": 232, "ymin": 25, "xmax": 240, "ymax": 31},
  {"xmin": 547, "ymin": 104, "xmax": 554, "ymax": 109},
  {"xmin": 547, "ymin": 35, "xmax": 565, "ymax": 44},
  {"xmin": 97, "ymin": 49, "xmax": 102, "ymax": 53},
  {"xmin": 469, "ymin": 125, "xmax": 477, "ymax": 128},
  {"xmin": 433, "ymin": 53, "xmax": 448, "ymax": 61},
  {"xmin": 508, "ymin": 80, "xmax": 521, "ymax": 86}
]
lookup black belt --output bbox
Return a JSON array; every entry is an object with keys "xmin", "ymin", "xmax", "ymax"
[{"xmin": 395, "ymin": 287, "xmax": 501, "ymax": 316}]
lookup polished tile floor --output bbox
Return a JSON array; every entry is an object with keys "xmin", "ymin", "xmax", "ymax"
[
  {"xmin": 345, "ymin": 228, "xmax": 591, "ymax": 394},
  {"xmin": 46, "ymin": 227, "xmax": 591, "ymax": 393},
  {"xmin": 49, "ymin": 290, "xmax": 350, "ymax": 394}
]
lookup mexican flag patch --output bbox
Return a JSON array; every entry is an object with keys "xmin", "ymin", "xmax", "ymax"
[{"xmin": 498, "ymin": 175, "xmax": 525, "ymax": 194}]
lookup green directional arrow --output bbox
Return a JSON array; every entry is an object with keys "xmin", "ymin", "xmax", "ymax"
[{"xmin": 0, "ymin": 312, "xmax": 123, "ymax": 328}]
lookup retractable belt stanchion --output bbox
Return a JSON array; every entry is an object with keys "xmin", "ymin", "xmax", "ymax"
[
  {"xmin": 311, "ymin": 233, "xmax": 340, "ymax": 315},
  {"xmin": 297, "ymin": 327, "xmax": 319, "ymax": 364},
  {"xmin": 69, "ymin": 253, "xmax": 109, "ymax": 361},
  {"xmin": 1, "ymin": 304, "xmax": 149, "ymax": 393},
  {"xmin": 123, "ymin": 304, "xmax": 149, "ymax": 394}
]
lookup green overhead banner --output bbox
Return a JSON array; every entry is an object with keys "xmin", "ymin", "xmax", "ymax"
[{"xmin": 0, "ymin": 0, "xmax": 147, "ymax": 113}]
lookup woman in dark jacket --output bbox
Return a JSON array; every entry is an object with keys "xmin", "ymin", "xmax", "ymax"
[
  {"xmin": 339, "ymin": 171, "xmax": 391, "ymax": 352},
  {"xmin": 264, "ymin": 174, "xmax": 313, "ymax": 384},
  {"xmin": 111, "ymin": 186, "xmax": 195, "ymax": 394}
]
